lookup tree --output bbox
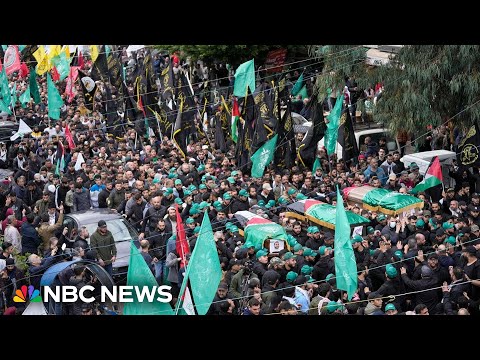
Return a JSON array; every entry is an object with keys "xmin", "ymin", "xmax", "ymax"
[
  {"xmin": 309, "ymin": 45, "xmax": 480, "ymax": 139},
  {"xmin": 156, "ymin": 45, "xmax": 308, "ymax": 67}
]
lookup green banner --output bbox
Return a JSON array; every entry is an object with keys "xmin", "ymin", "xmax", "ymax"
[{"xmin": 306, "ymin": 203, "xmax": 369, "ymax": 227}]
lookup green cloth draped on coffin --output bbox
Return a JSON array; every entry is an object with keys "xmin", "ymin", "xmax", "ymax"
[{"xmin": 343, "ymin": 186, "xmax": 423, "ymax": 215}]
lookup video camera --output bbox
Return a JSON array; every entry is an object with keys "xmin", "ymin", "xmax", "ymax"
[{"xmin": 243, "ymin": 260, "xmax": 254, "ymax": 275}]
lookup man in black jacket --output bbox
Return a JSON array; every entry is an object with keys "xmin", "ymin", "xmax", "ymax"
[
  {"xmin": 139, "ymin": 196, "xmax": 167, "ymax": 239},
  {"xmin": 98, "ymin": 182, "xmax": 113, "ymax": 209},
  {"xmin": 21, "ymin": 213, "xmax": 42, "ymax": 255},
  {"xmin": 148, "ymin": 219, "xmax": 169, "ymax": 284},
  {"xmin": 400, "ymin": 265, "xmax": 440, "ymax": 314}
]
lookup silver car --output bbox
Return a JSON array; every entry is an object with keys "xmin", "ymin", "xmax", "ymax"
[{"xmin": 63, "ymin": 209, "xmax": 140, "ymax": 284}]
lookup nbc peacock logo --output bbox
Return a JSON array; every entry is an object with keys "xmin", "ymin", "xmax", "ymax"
[{"xmin": 13, "ymin": 285, "xmax": 43, "ymax": 303}]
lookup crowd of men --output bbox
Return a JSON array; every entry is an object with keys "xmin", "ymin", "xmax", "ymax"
[{"xmin": 0, "ymin": 46, "xmax": 479, "ymax": 315}]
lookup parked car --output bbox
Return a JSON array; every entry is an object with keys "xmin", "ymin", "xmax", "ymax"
[{"xmin": 63, "ymin": 209, "xmax": 140, "ymax": 284}]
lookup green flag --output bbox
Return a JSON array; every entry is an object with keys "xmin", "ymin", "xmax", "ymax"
[
  {"xmin": 18, "ymin": 45, "xmax": 26, "ymax": 52},
  {"xmin": 124, "ymin": 241, "xmax": 174, "ymax": 315},
  {"xmin": 51, "ymin": 52, "xmax": 70, "ymax": 81},
  {"xmin": 324, "ymin": 94, "xmax": 344, "ymax": 156},
  {"xmin": 19, "ymin": 86, "xmax": 30, "ymax": 108},
  {"xmin": 47, "ymin": 73, "xmax": 63, "ymax": 120},
  {"xmin": 298, "ymin": 85, "xmax": 308, "ymax": 100},
  {"xmin": 291, "ymin": 73, "xmax": 304, "ymax": 96},
  {"xmin": 0, "ymin": 100, "xmax": 11, "ymax": 115},
  {"xmin": 0, "ymin": 67, "xmax": 11, "ymax": 106},
  {"xmin": 333, "ymin": 186, "xmax": 358, "ymax": 300},
  {"xmin": 312, "ymin": 157, "xmax": 321, "ymax": 173},
  {"xmin": 177, "ymin": 212, "xmax": 222, "ymax": 315},
  {"xmin": 250, "ymin": 134, "xmax": 278, "ymax": 178},
  {"xmin": 1, "ymin": 45, "xmax": 6, "ymax": 51},
  {"xmin": 29, "ymin": 68, "xmax": 41, "ymax": 104},
  {"xmin": 105, "ymin": 45, "xmax": 111, "ymax": 58},
  {"xmin": 233, "ymin": 59, "xmax": 255, "ymax": 97}
]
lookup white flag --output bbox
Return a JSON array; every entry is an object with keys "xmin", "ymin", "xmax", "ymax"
[
  {"xmin": 75, "ymin": 153, "xmax": 85, "ymax": 171},
  {"xmin": 10, "ymin": 119, "xmax": 33, "ymax": 141},
  {"xmin": 182, "ymin": 286, "xmax": 195, "ymax": 315}
]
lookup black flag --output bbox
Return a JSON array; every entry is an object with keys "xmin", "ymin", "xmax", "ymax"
[
  {"xmin": 457, "ymin": 122, "xmax": 480, "ymax": 168},
  {"xmin": 274, "ymin": 77, "xmax": 296, "ymax": 169},
  {"xmin": 298, "ymin": 97, "xmax": 326, "ymax": 169},
  {"xmin": 78, "ymin": 70, "xmax": 97, "ymax": 110},
  {"xmin": 172, "ymin": 102, "xmax": 190, "ymax": 160},
  {"xmin": 159, "ymin": 62, "xmax": 175, "ymax": 102},
  {"xmin": 90, "ymin": 46, "xmax": 109, "ymax": 83},
  {"xmin": 214, "ymin": 114, "xmax": 227, "ymax": 152},
  {"xmin": 338, "ymin": 108, "xmax": 359, "ymax": 163}
]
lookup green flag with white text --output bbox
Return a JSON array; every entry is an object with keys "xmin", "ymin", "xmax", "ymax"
[
  {"xmin": 124, "ymin": 241, "xmax": 174, "ymax": 315},
  {"xmin": 51, "ymin": 52, "xmax": 70, "ymax": 81},
  {"xmin": 233, "ymin": 59, "xmax": 255, "ymax": 97},
  {"xmin": 250, "ymin": 134, "xmax": 278, "ymax": 178},
  {"xmin": 19, "ymin": 86, "xmax": 30, "ymax": 108},
  {"xmin": 333, "ymin": 186, "xmax": 358, "ymax": 301},
  {"xmin": 177, "ymin": 213, "xmax": 222, "ymax": 315},
  {"xmin": 324, "ymin": 94, "xmax": 344, "ymax": 156}
]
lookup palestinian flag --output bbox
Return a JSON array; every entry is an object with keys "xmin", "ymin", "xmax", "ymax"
[
  {"xmin": 237, "ymin": 211, "xmax": 288, "ymax": 249},
  {"xmin": 343, "ymin": 185, "xmax": 424, "ymax": 215},
  {"xmin": 286, "ymin": 199, "xmax": 369, "ymax": 230},
  {"xmin": 231, "ymin": 98, "xmax": 240, "ymax": 143},
  {"xmin": 411, "ymin": 156, "xmax": 443, "ymax": 193}
]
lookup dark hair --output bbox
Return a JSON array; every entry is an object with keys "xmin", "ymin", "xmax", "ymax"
[
  {"xmin": 278, "ymin": 300, "xmax": 295, "ymax": 312},
  {"xmin": 414, "ymin": 303, "xmax": 428, "ymax": 314},
  {"xmin": 73, "ymin": 265, "xmax": 86, "ymax": 276},
  {"xmin": 1, "ymin": 242, "xmax": 12, "ymax": 251},
  {"xmin": 248, "ymin": 297, "xmax": 261, "ymax": 308}
]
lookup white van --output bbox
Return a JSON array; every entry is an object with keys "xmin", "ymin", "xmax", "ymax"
[
  {"xmin": 317, "ymin": 127, "xmax": 400, "ymax": 160},
  {"xmin": 401, "ymin": 150, "xmax": 457, "ymax": 187}
]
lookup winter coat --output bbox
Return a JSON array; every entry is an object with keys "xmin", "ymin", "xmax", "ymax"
[
  {"xmin": 90, "ymin": 229, "xmax": 117, "ymax": 263},
  {"xmin": 73, "ymin": 188, "xmax": 91, "ymax": 211},
  {"xmin": 165, "ymin": 251, "xmax": 180, "ymax": 284},
  {"xmin": 21, "ymin": 222, "xmax": 42, "ymax": 255},
  {"xmin": 37, "ymin": 213, "xmax": 64, "ymax": 250}
]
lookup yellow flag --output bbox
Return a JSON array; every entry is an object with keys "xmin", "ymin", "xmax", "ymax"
[
  {"xmin": 90, "ymin": 45, "xmax": 99, "ymax": 62},
  {"xmin": 33, "ymin": 46, "xmax": 46, "ymax": 64},
  {"xmin": 47, "ymin": 45, "xmax": 62, "ymax": 61},
  {"xmin": 33, "ymin": 46, "xmax": 50, "ymax": 75},
  {"xmin": 63, "ymin": 45, "xmax": 70, "ymax": 60}
]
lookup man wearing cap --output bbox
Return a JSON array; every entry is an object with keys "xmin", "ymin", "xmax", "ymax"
[
  {"xmin": 259, "ymin": 182, "xmax": 275, "ymax": 204},
  {"xmin": 385, "ymin": 303, "xmax": 398, "ymax": 315},
  {"xmin": 252, "ymin": 249, "xmax": 269, "ymax": 280},
  {"xmin": 305, "ymin": 226, "xmax": 323, "ymax": 251},
  {"xmin": 375, "ymin": 214, "xmax": 388, "ymax": 231},
  {"xmin": 90, "ymin": 220, "xmax": 117, "ymax": 276},
  {"xmin": 312, "ymin": 246, "xmax": 334, "ymax": 281},
  {"xmin": 384, "ymin": 173, "xmax": 401, "ymax": 191},
  {"xmin": 377, "ymin": 264, "xmax": 406, "ymax": 311},
  {"xmin": 351, "ymin": 235, "xmax": 370, "ymax": 268},
  {"xmin": 231, "ymin": 189, "xmax": 250, "ymax": 213}
]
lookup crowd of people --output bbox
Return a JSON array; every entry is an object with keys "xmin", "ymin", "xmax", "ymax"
[{"xmin": 0, "ymin": 46, "xmax": 479, "ymax": 316}]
